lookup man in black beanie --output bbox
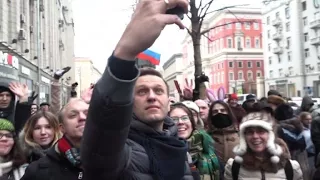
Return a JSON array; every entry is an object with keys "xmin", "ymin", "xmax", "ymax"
[
  {"xmin": 0, "ymin": 86, "xmax": 15, "ymax": 118},
  {"xmin": 267, "ymin": 89, "xmax": 282, "ymax": 97}
]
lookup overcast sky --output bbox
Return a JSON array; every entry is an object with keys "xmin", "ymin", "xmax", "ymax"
[{"xmin": 72, "ymin": 0, "xmax": 261, "ymax": 72}]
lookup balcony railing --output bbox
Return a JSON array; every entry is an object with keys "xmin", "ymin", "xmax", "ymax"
[
  {"xmin": 310, "ymin": 18, "xmax": 320, "ymax": 29},
  {"xmin": 273, "ymin": 47, "xmax": 283, "ymax": 54}
]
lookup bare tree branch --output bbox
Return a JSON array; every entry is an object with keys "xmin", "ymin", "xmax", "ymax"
[
  {"xmin": 186, "ymin": 27, "xmax": 193, "ymax": 36},
  {"xmin": 206, "ymin": 4, "xmax": 250, "ymax": 15},
  {"xmin": 228, "ymin": 9, "xmax": 240, "ymax": 22},
  {"xmin": 186, "ymin": 13, "xmax": 192, "ymax": 21},
  {"xmin": 199, "ymin": 0, "xmax": 214, "ymax": 19},
  {"xmin": 202, "ymin": 33, "xmax": 213, "ymax": 42},
  {"xmin": 200, "ymin": 20, "xmax": 257, "ymax": 34}
]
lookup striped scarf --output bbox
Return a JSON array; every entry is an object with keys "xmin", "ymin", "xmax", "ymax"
[{"xmin": 188, "ymin": 129, "xmax": 220, "ymax": 180}]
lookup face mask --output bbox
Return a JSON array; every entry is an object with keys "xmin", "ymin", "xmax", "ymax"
[{"xmin": 211, "ymin": 113, "xmax": 233, "ymax": 129}]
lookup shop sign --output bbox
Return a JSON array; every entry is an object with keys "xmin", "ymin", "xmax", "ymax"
[
  {"xmin": 0, "ymin": 51, "xmax": 19, "ymax": 82},
  {"xmin": 0, "ymin": 51, "xmax": 19, "ymax": 70},
  {"xmin": 21, "ymin": 66, "xmax": 30, "ymax": 75},
  {"xmin": 41, "ymin": 76, "xmax": 50, "ymax": 84}
]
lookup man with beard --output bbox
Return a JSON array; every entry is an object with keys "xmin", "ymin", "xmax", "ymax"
[{"xmin": 80, "ymin": 0, "xmax": 195, "ymax": 179}]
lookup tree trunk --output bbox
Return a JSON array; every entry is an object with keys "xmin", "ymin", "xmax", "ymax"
[{"xmin": 192, "ymin": 27, "xmax": 204, "ymax": 100}]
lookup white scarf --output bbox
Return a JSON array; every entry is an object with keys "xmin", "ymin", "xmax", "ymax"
[{"xmin": 0, "ymin": 161, "xmax": 27, "ymax": 180}]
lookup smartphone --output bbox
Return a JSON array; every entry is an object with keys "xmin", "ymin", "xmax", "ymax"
[{"xmin": 166, "ymin": 6, "xmax": 184, "ymax": 20}]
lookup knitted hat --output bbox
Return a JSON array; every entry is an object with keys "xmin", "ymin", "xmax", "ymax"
[
  {"xmin": 267, "ymin": 95, "xmax": 286, "ymax": 106},
  {"xmin": 182, "ymin": 101, "xmax": 200, "ymax": 113},
  {"xmin": 0, "ymin": 118, "xmax": 14, "ymax": 132},
  {"xmin": 229, "ymin": 93, "xmax": 238, "ymax": 100},
  {"xmin": 233, "ymin": 112, "xmax": 283, "ymax": 164}
]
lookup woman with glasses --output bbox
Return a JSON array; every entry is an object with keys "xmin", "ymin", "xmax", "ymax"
[
  {"xmin": 0, "ymin": 118, "xmax": 27, "ymax": 179},
  {"xmin": 19, "ymin": 111, "xmax": 61, "ymax": 163},
  {"xmin": 169, "ymin": 103, "xmax": 220, "ymax": 180},
  {"xmin": 224, "ymin": 112, "xmax": 302, "ymax": 180},
  {"xmin": 207, "ymin": 101, "xmax": 239, "ymax": 165}
]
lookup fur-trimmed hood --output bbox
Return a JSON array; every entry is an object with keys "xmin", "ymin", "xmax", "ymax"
[
  {"xmin": 18, "ymin": 131, "xmax": 47, "ymax": 162},
  {"xmin": 279, "ymin": 117, "xmax": 304, "ymax": 133},
  {"xmin": 239, "ymin": 138, "xmax": 291, "ymax": 173}
]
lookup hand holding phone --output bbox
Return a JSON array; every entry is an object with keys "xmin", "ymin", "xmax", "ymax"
[{"xmin": 166, "ymin": 6, "xmax": 185, "ymax": 20}]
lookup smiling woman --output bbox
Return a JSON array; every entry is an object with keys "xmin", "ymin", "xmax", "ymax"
[{"xmin": 224, "ymin": 112, "xmax": 303, "ymax": 180}]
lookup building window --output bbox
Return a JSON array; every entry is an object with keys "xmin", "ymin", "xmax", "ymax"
[
  {"xmin": 218, "ymin": 64, "xmax": 220, "ymax": 69},
  {"xmin": 217, "ymin": 73, "xmax": 220, "ymax": 83},
  {"xmin": 270, "ymin": 70, "xmax": 273, "ymax": 78},
  {"xmin": 227, "ymin": 38, "xmax": 232, "ymax": 48},
  {"xmin": 238, "ymin": 61, "xmax": 243, "ymax": 68},
  {"xmin": 278, "ymin": 56, "xmax": 282, "ymax": 63},
  {"xmin": 236, "ymin": 22, "xmax": 241, "ymax": 29},
  {"xmin": 267, "ymin": 16, "xmax": 270, "ymax": 25},
  {"xmin": 245, "ymin": 38, "xmax": 251, "ymax": 48},
  {"xmin": 305, "ymin": 48, "xmax": 310, "ymax": 58},
  {"xmin": 256, "ymin": 71, "xmax": 262, "ymax": 77},
  {"xmin": 318, "ymin": 63, "xmax": 320, "ymax": 71},
  {"xmin": 302, "ymin": 1, "xmax": 306, "ymax": 11},
  {"xmin": 288, "ymin": 51, "xmax": 292, "ymax": 61},
  {"xmin": 229, "ymin": 61, "xmax": 233, "ymax": 68},
  {"xmin": 257, "ymin": 61, "xmax": 261, "ymax": 67},
  {"xmin": 279, "ymin": 68, "xmax": 283, "ymax": 77},
  {"xmin": 276, "ymin": 12, "xmax": 280, "ymax": 18},
  {"xmin": 285, "ymin": 7, "xmax": 290, "ymax": 18},
  {"xmin": 304, "ymin": 33, "xmax": 309, "ymax": 42},
  {"xmin": 303, "ymin": 17, "xmax": 308, "ymax": 26},
  {"xmin": 287, "ymin": 37, "xmax": 291, "ymax": 48},
  {"xmin": 269, "ymin": 57, "xmax": 272, "ymax": 64},
  {"xmin": 247, "ymin": 71, "xmax": 253, "ymax": 80},
  {"xmin": 267, "ymin": 30, "xmax": 270, "ymax": 39},
  {"xmin": 286, "ymin": 22, "xmax": 290, "ymax": 32},
  {"xmin": 247, "ymin": 61, "xmax": 252, "ymax": 68},
  {"xmin": 255, "ymin": 38, "xmax": 260, "ymax": 48},
  {"xmin": 289, "ymin": 67, "xmax": 293, "ymax": 75},
  {"xmin": 253, "ymin": 22, "xmax": 259, "ymax": 30},
  {"xmin": 226, "ymin": 21, "xmax": 231, "ymax": 29},
  {"xmin": 229, "ymin": 72, "xmax": 234, "ymax": 80},
  {"xmin": 237, "ymin": 37, "xmax": 242, "ymax": 49},
  {"xmin": 221, "ymin": 72, "xmax": 224, "ymax": 82},
  {"xmin": 238, "ymin": 71, "xmax": 243, "ymax": 79},
  {"xmin": 245, "ymin": 22, "xmax": 251, "ymax": 29},
  {"xmin": 268, "ymin": 43, "xmax": 271, "ymax": 51},
  {"xmin": 220, "ymin": 38, "xmax": 224, "ymax": 49}
]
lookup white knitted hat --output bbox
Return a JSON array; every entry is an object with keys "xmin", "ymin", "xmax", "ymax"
[{"xmin": 233, "ymin": 112, "xmax": 283, "ymax": 164}]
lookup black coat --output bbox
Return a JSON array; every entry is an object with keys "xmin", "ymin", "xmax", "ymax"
[{"xmin": 21, "ymin": 147, "xmax": 83, "ymax": 180}]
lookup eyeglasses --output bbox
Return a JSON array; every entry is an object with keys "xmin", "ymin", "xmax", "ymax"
[
  {"xmin": 244, "ymin": 127, "xmax": 267, "ymax": 136},
  {"xmin": 0, "ymin": 133, "xmax": 14, "ymax": 139},
  {"xmin": 171, "ymin": 115, "xmax": 190, "ymax": 123}
]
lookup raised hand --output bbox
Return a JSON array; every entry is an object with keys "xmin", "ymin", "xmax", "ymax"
[
  {"xmin": 9, "ymin": 82, "xmax": 29, "ymax": 102},
  {"xmin": 114, "ymin": 0, "xmax": 189, "ymax": 60},
  {"xmin": 81, "ymin": 84, "xmax": 94, "ymax": 104},
  {"xmin": 182, "ymin": 78, "xmax": 193, "ymax": 100}
]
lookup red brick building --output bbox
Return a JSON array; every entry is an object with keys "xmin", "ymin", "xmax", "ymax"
[{"xmin": 181, "ymin": 8, "xmax": 264, "ymax": 95}]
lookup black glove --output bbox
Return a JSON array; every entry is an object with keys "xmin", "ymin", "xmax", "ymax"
[{"xmin": 27, "ymin": 91, "xmax": 38, "ymax": 104}]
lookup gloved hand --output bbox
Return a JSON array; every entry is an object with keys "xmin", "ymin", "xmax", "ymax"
[{"xmin": 28, "ymin": 91, "xmax": 38, "ymax": 104}]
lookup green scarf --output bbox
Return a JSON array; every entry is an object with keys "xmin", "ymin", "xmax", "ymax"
[{"xmin": 188, "ymin": 129, "xmax": 220, "ymax": 180}]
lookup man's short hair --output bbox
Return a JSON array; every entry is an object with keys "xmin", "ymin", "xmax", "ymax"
[
  {"xmin": 40, "ymin": 102, "xmax": 50, "ymax": 107},
  {"xmin": 58, "ymin": 98, "xmax": 85, "ymax": 123},
  {"xmin": 139, "ymin": 68, "xmax": 169, "ymax": 95}
]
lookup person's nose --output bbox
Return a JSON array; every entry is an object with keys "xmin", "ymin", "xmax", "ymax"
[
  {"xmin": 40, "ymin": 128, "xmax": 46, "ymax": 135},
  {"xmin": 252, "ymin": 131, "xmax": 259, "ymax": 138},
  {"xmin": 79, "ymin": 112, "xmax": 86, "ymax": 120},
  {"xmin": 147, "ymin": 90, "xmax": 156, "ymax": 102}
]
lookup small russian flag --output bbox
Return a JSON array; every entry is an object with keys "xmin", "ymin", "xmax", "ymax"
[{"xmin": 137, "ymin": 49, "xmax": 161, "ymax": 65}]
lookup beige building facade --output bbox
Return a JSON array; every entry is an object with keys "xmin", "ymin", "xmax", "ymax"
[
  {"xmin": 74, "ymin": 57, "xmax": 102, "ymax": 96},
  {"xmin": 0, "ymin": 0, "xmax": 75, "ymax": 103}
]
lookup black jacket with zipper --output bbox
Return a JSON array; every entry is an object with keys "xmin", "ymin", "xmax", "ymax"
[{"xmin": 21, "ymin": 146, "xmax": 83, "ymax": 180}]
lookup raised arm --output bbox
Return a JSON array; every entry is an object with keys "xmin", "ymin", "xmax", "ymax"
[{"xmin": 81, "ymin": 56, "xmax": 139, "ymax": 179}]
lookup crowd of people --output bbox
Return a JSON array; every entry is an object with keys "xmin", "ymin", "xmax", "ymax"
[{"xmin": 0, "ymin": 0, "xmax": 319, "ymax": 179}]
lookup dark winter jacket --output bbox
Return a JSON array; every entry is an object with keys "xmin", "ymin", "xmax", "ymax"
[
  {"xmin": 81, "ymin": 56, "xmax": 194, "ymax": 180},
  {"xmin": 21, "ymin": 146, "xmax": 83, "ymax": 180},
  {"xmin": 229, "ymin": 104, "xmax": 246, "ymax": 125}
]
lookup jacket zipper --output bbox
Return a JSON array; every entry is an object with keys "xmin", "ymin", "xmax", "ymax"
[{"xmin": 78, "ymin": 172, "xmax": 83, "ymax": 179}]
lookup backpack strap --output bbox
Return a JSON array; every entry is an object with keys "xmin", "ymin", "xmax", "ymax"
[
  {"xmin": 284, "ymin": 160, "xmax": 293, "ymax": 180},
  {"xmin": 231, "ymin": 160, "xmax": 240, "ymax": 180}
]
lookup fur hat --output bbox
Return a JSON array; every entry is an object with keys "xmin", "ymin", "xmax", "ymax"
[
  {"xmin": 233, "ymin": 112, "xmax": 283, "ymax": 164},
  {"xmin": 267, "ymin": 95, "xmax": 286, "ymax": 106}
]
